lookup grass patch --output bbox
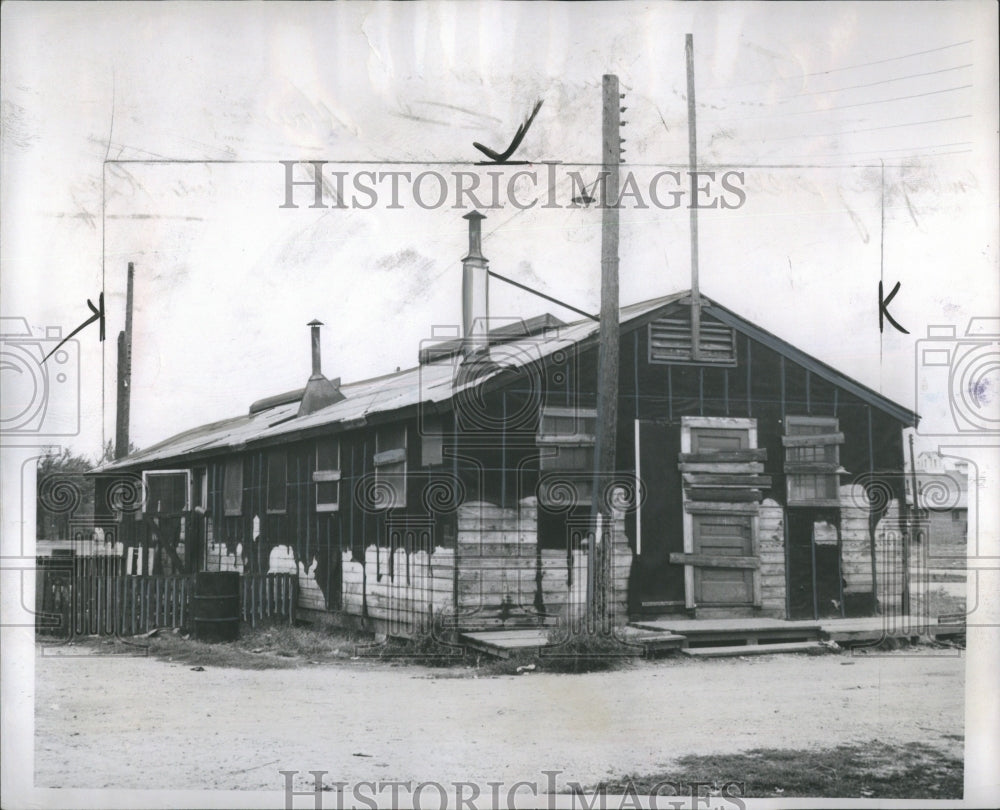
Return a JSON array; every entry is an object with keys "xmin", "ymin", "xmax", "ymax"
[
  {"xmin": 79, "ymin": 624, "xmax": 370, "ymax": 670},
  {"xmin": 355, "ymin": 630, "xmax": 468, "ymax": 667},
  {"xmin": 600, "ymin": 740, "xmax": 962, "ymax": 799}
]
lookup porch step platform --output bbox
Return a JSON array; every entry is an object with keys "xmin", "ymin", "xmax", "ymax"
[
  {"xmin": 681, "ymin": 641, "xmax": 826, "ymax": 658},
  {"xmin": 617, "ymin": 625, "xmax": 688, "ymax": 654},
  {"xmin": 631, "ymin": 617, "xmax": 823, "ymax": 647},
  {"xmin": 818, "ymin": 615, "xmax": 966, "ymax": 644},
  {"xmin": 459, "ymin": 629, "xmax": 552, "ymax": 658}
]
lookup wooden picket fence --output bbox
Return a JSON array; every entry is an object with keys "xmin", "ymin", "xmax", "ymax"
[
  {"xmin": 240, "ymin": 573, "xmax": 298, "ymax": 629},
  {"xmin": 36, "ymin": 565, "xmax": 297, "ymax": 638}
]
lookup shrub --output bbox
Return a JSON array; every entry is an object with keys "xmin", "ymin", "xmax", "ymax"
[{"xmin": 540, "ymin": 628, "xmax": 638, "ymax": 673}]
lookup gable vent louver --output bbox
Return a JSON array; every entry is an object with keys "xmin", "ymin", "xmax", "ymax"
[{"xmin": 648, "ymin": 313, "xmax": 736, "ymax": 366}]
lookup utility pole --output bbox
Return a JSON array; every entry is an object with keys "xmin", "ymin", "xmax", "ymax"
[
  {"xmin": 686, "ymin": 34, "xmax": 702, "ymax": 360},
  {"xmin": 115, "ymin": 261, "xmax": 134, "ymax": 460},
  {"xmin": 904, "ymin": 433, "xmax": 918, "ymax": 617},
  {"xmin": 590, "ymin": 74, "xmax": 625, "ymax": 627}
]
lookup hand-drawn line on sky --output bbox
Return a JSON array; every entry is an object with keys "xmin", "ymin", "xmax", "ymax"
[
  {"xmin": 42, "ymin": 294, "xmax": 105, "ymax": 363},
  {"xmin": 472, "ymin": 99, "xmax": 544, "ymax": 165}
]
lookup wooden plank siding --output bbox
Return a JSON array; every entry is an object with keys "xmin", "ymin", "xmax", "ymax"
[{"xmin": 620, "ymin": 302, "xmax": 908, "ymax": 619}]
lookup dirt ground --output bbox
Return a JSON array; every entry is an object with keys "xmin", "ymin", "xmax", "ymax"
[{"xmin": 33, "ymin": 642, "xmax": 964, "ymax": 793}]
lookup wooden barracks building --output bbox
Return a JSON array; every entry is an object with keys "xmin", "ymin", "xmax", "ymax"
[{"xmin": 95, "ymin": 212, "xmax": 919, "ymax": 637}]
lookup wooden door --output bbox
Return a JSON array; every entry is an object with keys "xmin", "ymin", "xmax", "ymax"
[
  {"xmin": 680, "ymin": 419, "xmax": 758, "ymax": 611},
  {"xmin": 692, "ymin": 514, "xmax": 754, "ymax": 605},
  {"xmin": 632, "ymin": 420, "xmax": 686, "ymax": 612}
]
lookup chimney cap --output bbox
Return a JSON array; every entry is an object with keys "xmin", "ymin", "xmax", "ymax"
[
  {"xmin": 463, "ymin": 210, "xmax": 486, "ymax": 221},
  {"xmin": 308, "ymin": 319, "xmax": 324, "ymax": 327}
]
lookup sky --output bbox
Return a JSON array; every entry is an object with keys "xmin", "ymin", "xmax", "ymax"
[{"xmin": 2, "ymin": 0, "xmax": 998, "ymax": 459}]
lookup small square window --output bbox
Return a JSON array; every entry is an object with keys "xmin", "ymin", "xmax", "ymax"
[
  {"xmin": 143, "ymin": 470, "xmax": 190, "ymax": 515},
  {"xmin": 784, "ymin": 417, "xmax": 842, "ymax": 506},
  {"xmin": 267, "ymin": 451, "xmax": 287, "ymax": 513},
  {"xmin": 374, "ymin": 426, "xmax": 407, "ymax": 510},
  {"xmin": 223, "ymin": 458, "xmax": 243, "ymax": 516},
  {"xmin": 314, "ymin": 439, "xmax": 341, "ymax": 512}
]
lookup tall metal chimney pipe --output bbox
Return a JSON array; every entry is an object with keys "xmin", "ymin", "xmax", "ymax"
[
  {"xmin": 309, "ymin": 318, "xmax": 323, "ymax": 378},
  {"xmin": 297, "ymin": 319, "xmax": 345, "ymax": 417},
  {"xmin": 461, "ymin": 211, "xmax": 489, "ymax": 360}
]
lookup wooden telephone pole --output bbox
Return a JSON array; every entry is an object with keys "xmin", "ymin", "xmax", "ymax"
[
  {"xmin": 589, "ymin": 74, "xmax": 625, "ymax": 626},
  {"xmin": 115, "ymin": 261, "xmax": 135, "ymax": 460},
  {"xmin": 686, "ymin": 34, "xmax": 703, "ymax": 359}
]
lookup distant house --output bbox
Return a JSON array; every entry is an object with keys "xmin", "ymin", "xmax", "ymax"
[
  {"xmin": 905, "ymin": 451, "xmax": 968, "ymax": 546},
  {"xmin": 95, "ymin": 213, "xmax": 919, "ymax": 634}
]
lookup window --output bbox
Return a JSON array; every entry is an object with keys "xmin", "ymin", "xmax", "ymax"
[
  {"xmin": 223, "ymin": 458, "xmax": 243, "ymax": 516},
  {"xmin": 266, "ymin": 450, "xmax": 287, "ymax": 513},
  {"xmin": 421, "ymin": 416, "xmax": 444, "ymax": 466},
  {"xmin": 537, "ymin": 406, "xmax": 596, "ymax": 507},
  {"xmin": 783, "ymin": 416, "xmax": 844, "ymax": 506},
  {"xmin": 142, "ymin": 470, "xmax": 190, "ymax": 515},
  {"xmin": 192, "ymin": 467, "xmax": 208, "ymax": 511},
  {"xmin": 648, "ymin": 313, "xmax": 736, "ymax": 366},
  {"xmin": 314, "ymin": 438, "xmax": 341, "ymax": 512},
  {"xmin": 374, "ymin": 425, "xmax": 407, "ymax": 510}
]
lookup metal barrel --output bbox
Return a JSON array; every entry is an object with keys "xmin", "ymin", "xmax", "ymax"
[{"xmin": 192, "ymin": 571, "xmax": 240, "ymax": 642}]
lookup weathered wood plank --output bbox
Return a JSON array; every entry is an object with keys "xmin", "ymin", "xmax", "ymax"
[
  {"xmin": 679, "ymin": 462, "xmax": 765, "ymax": 474},
  {"xmin": 781, "ymin": 433, "xmax": 844, "ymax": 447},
  {"xmin": 458, "ymin": 557, "xmax": 541, "ymax": 571},
  {"xmin": 685, "ymin": 488, "xmax": 763, "ymax": 503},
  {"xmin": 678, "ymin": 449, "xmax": 767, "ymax": 463},
  {"xmin": 457, "ymin": 543, "xmax": 541, "ymax": 558},
  {"xmin": 685, "ymin": 502, "xmax": 760, "ymax": 515},
  {"xmin": 683, "ymin": 473, "xmax": 772, "ymax": 487},
  {"xmin": 783, "ymin": 461, "xmax": 844, "ymax": 473},
  {"xmin": 668, "ymin": 553, "xmax": 760, "ymax": 569}
]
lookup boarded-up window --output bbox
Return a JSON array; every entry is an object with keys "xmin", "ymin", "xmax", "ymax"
[
  {"xmin": 648, "ymin": 313, "xmax": 736, "ymax": 366},
  {"xmin": 314, "ymin": 438, "xmax": 341, "ymax": 512},
  {"xmin": 266, "ymin": 450, "xmax": 287, "ymax": 513},
  {"xmin": 143, "ymin": 470, "xmax": 189, "ymax": 515},
  {"xmin": 374, "ymin": 425, "xmax": 407, "ymax": 510},
  {"xmin": 223, "ymin": 458, "xmax": 243, "ymax": 516},
  {"xmin": 784, "ymin": 416, "xmax": 843, "ymax": 506},
  {"xmin": 537, "ymin": 406, "xmax": 596, "ymax": 506}
]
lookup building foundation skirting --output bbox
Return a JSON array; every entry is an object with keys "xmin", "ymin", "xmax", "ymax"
[{"xmin": 306, "ymin": 489, "xmax": 908, "ymax": 632}]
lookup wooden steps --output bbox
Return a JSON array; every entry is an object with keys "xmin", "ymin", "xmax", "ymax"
[
  {"xmin": 459, "ymin": 629, "xmax": 552, "ymax": 658},
  {"xmin": 632, "ymin": 617, "xmax": 823, "ymax": 647},
  {"xmin": 617, "ymin": 625, "xmax": 688, "ymax": 655},
  {"xmin": 458, "ymin": 615, "xmax": 966, "ymax": 659},
  {"xmin": 818, "ymin": 615, "xmax": 965, "ymax": 644},
  {"xmin": 681, "ymin": 641, "xmax": 826, "ymax": 658}
]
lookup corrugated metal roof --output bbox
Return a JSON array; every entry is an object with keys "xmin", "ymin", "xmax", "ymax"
[
  {"xmin": 98, "ymin": 295, "xmax": 682, "ymax": 471},
  {"xmin": 97, "ymin": 290, "xmax": 918, "ymax": 472}
]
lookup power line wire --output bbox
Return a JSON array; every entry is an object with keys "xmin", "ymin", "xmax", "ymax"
[
  {"xmin": 801, "ymin": 84, "xmax": 972, "ymax": 114},
  {"xmin": 765, "ymin": 143, "xmax": 972, "ymax": 162},
  {"xmin": 766, "ymin": 114, "xmax": 972, "ymax": 141},
  {"xmin": 776, "ymin": 64, "xmax": 972, "ymax": 101},
  {"xmin": 702, "ymin": 84, "xmax": 972, "ymax": 125},
  {"xmin": 707, "ymin": 39, "xmax": 973, "ymax": 90}
]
